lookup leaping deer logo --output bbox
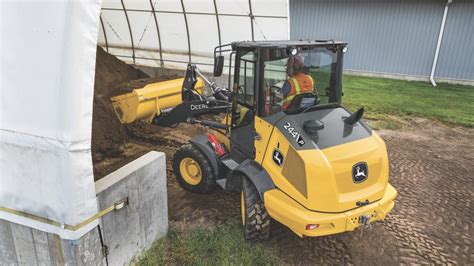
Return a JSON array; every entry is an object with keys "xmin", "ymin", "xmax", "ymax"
[
  {"xmin": 355, "ymin": 166, "xmax": 366, "ymax": 178},
  {"xmin": 353, "ymin": 162, "xmax": 368, "ymax": 183},
  {"xmin": 272, "ymin": 149, "xmax": 284, "ymax": 166},
  {"xmin": 274, "ymin": 153, "xmax": 282, "ymax": 165}
]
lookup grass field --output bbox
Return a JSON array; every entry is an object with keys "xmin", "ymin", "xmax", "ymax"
[
  {"xmin": 342, "ymin": 75, "xmax": 474, "ymax": 128},
  {"xmin": 137, "ymin": 219, "xmax": 279, "ymax": 265}
]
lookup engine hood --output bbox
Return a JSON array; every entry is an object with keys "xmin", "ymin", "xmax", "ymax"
[
  {"xmin": 261, "ymin": 107, "xmax": 389, "ymax": 212},
  {"xmin": 272, "ymin": 107, "xmax": 373, "ymax": 150}
]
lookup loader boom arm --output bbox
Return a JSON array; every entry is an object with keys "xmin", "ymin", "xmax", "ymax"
[
  {"xmin": 184, "ymin": 64, "xmax": 229, "ymax": 102},
  {"xmin": 110, "ymin": 64, "xmax": 230, "ymax": 130},
  {"xmin": 153, "ymin": 99, "xmax": 229, "ymax": 128},
  {"xmin": 154, "ymin": 64, "xmax": 230, "ymax": 129}
]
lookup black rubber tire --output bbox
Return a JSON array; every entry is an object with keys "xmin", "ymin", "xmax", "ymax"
[
  {"xmin": 241, "ymin": 177, "xmax": 271, "ymax": 242},
  {"xmin": 173, "ymin": 143, "xmax": 216, "ymax": 193}
]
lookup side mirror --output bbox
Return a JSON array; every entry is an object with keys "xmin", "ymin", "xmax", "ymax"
[{"xmin": 213, "ymin": 55, "xmax": 224, "ymax": 77}]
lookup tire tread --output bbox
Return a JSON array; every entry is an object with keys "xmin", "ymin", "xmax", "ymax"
[
  {"xmin": 242, "ymin": 177, "xmax": 271, "ymax": 242},
  {"xmin": 173, "ymin": 143, "xmax": 216, "ymax": 193}
]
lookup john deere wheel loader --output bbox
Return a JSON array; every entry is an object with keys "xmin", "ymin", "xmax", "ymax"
[{"xmin": 111, "ymin": 40, "xmax": 397, "ymax": 241}]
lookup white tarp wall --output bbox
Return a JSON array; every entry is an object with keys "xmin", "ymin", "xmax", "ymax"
[
  {"xmin": 0, "ymin": 0, "xmax": 288, "ymax": 241},
  {"xmin": 0, "ymin": 0, "xmax": 102, "ymax": 239},
  {"xmin": 98, "ymin": 0, "xmax": 289, "ymax": 72}
]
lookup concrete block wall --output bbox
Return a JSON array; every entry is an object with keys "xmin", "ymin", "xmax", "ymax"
[
  {"xmin": 95, "ymin": 151, "xmax": 168, "ymax": 265},
  {"xmin": 0, "ymin": 220, "xmax": 105, "ymax": 265},
  {"xmin": 0, "ymin": 151, "xmax": 168, "ymax": 265}
]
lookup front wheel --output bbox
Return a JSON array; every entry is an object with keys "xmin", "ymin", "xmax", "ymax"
[
  {"xmin": 173, "ymin": 143, "xmax": 216, "ymax": 193},
  {"xmin": 241, "ymin": 177, "xmax": 271, "ymax": 241}
]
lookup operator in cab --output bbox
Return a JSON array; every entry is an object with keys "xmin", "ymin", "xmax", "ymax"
[{"xmin": 281, "ymin": 55, "xmax": 316, "ymax": 110}]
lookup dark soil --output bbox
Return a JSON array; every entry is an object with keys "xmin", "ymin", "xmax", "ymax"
[{"xmin": 92, "ymin": 47, "xmax": 147, "ymax": 160}]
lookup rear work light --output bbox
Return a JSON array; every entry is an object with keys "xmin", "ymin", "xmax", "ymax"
[
  {"xmin": 207, "ymin": 133, "xmax": 226, "ymax": 157},
  {"xmin": 306, "ymin": 224, "xmax": 319, "ymax": 230}
]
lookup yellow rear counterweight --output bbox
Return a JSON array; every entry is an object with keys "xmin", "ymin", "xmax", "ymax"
[{"xmin": 110, "ymin": 78, "xmax": 204, "ymax": 124}]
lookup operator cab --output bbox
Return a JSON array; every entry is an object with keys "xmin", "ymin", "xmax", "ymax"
[
  {"xmin": 218, "ymin": 40, "xmax": 346, "ymax": 119},
  {"xmin": 214, "ymin": 40, "xmax": 347, "ymax": 159}
]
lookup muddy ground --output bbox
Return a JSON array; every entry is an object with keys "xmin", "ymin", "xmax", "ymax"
[
  {"xmin": 94, "ymin": 118, "xmax": 473, "ymax": 264},
  {"xmin": 264, "ymin": 119, "xmax": 473, "ymax": 265},
  {"xmin": 92, "ymin": 49, "xmax": 472, "ymax": 264}
]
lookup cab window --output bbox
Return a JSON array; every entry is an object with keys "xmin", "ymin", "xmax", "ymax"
[
  {"xmin": 236, "ymin": 51, "xmax": 255, "ymax": 108},
  {"xmin": 303, "ymin": 50, "xmax": 335, "ymax": 105},
  {"xmin": 259, "ymin": 47, "xmax": 340, "ymax": 117}
]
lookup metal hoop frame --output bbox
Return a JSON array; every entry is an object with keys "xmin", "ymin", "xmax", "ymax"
[{"xmin": 99, "ymin": 1, "xmax": 287, "ymax": 68}]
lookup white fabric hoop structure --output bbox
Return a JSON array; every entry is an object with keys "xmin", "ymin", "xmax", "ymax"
[
  {"xmin": 0, "ymin": 0, "xmax": 102, "ymax": 240},
  {"xmin": 99, "ymin": 0, "xmax": 289, "ymax": 72},
  {"xmin": 0, "ymin": 0, "xmax": 288, "ymax": 240}
]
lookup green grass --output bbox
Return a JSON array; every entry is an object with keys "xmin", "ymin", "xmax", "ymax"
[
  {"xmin": 137, "ymin": 219, "xmax": 279, "ymax": 265},
  {"xmin": 342, "ymin": 75, "xmax": 474, "ymax": 127}
]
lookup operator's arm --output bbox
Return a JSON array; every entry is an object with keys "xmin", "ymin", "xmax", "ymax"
[{"xmin": 281, "ymin": 80, "xmax": 291, "ymax": 98}]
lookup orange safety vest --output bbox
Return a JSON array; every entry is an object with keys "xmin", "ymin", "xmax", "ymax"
[{"xmin": 282, "ymin": 73, "xmax": 315, "ymax": 109}]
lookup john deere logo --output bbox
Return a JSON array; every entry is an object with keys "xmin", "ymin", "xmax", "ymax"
[
  {"xmin": 272, "ymin": 149, "xmax": 284, "ymax": 166},
  {"xmin": 352, "ymin": 162, "xmax": 368, "ymax": 183}
]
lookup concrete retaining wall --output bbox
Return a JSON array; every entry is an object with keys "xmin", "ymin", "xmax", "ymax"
[
  {"xmin": 0, "ymin": 151, "xmax": 167, "ymax": 265},
  {"xmin": 0, "ymin": 221, "xmax": 105, "ymax": 265},
  {"xmin": 95, "ymin": 151, "xmax": 168, "ymax": 265}
]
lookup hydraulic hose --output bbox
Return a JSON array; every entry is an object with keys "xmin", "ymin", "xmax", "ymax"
[{"xmin": 194, "ymin": 67, "xmax": 229, "ymax": 101}]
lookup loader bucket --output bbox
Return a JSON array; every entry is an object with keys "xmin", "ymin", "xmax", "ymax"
[{"xmin": 110, "ymin": 78, "xmax": 204, "ymax": 124}]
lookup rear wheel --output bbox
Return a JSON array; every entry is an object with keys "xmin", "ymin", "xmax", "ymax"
[
  {"xmin": 241, "ymin": 177, "xmax": 271, "ymax": 241},
  {"xmin": 173, "ymin": 143, "xmax": 216, "ymax": 193}
]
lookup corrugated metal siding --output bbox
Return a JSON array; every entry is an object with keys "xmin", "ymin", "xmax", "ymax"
[
  {"xmin": 436, "ymin": 0, "xmax": 474, "ymax": 80},
  {"xmin": 290, "ymin": 0, "xmax": 473, "ymax": 81}
]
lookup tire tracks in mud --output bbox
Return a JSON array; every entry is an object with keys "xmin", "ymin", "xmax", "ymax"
[
  {"xmin": 264, "ymin": 123, "xmax": 473, "ymax": 265},
  {"xmin": 381, "ymin": 129, "xmax": 473, "ymax": 265}
]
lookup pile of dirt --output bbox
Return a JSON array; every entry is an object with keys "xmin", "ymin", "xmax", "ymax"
[
  {"xmin": 92, "ymin": 47, "xmax": 178, "ymax": 160},
  {"xmin": 92, "ymin": 47, "xmax": 147, "ymax": 158}
]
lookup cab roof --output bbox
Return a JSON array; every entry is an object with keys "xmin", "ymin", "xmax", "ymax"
[{"xmin": 232, "ymin": 40, "xmax": 347, "ymax": 49}]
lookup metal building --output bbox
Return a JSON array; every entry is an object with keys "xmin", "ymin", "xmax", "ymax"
[{"xmin": 290, "ymin": 0, "xmax": 474, "ymax": 85}]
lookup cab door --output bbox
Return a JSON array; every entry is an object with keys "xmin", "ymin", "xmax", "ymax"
[{"xmin": 230, "ymin": 50, "xmax": 256, "ymax": 160}]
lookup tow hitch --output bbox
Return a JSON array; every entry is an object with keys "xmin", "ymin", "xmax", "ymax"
[{"xmin": 358, "ymin": 214, "xmax": 372, "ymax": 236}]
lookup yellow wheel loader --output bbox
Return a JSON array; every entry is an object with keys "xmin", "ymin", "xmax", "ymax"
[{"xmin": 111, "ymin": 40, "xmax": 397, "ymax": 241}]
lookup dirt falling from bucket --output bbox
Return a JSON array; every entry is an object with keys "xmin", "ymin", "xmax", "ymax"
[{"xmin": 91, "ymin": 46, "xmax": 178, "ymax": 170}]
